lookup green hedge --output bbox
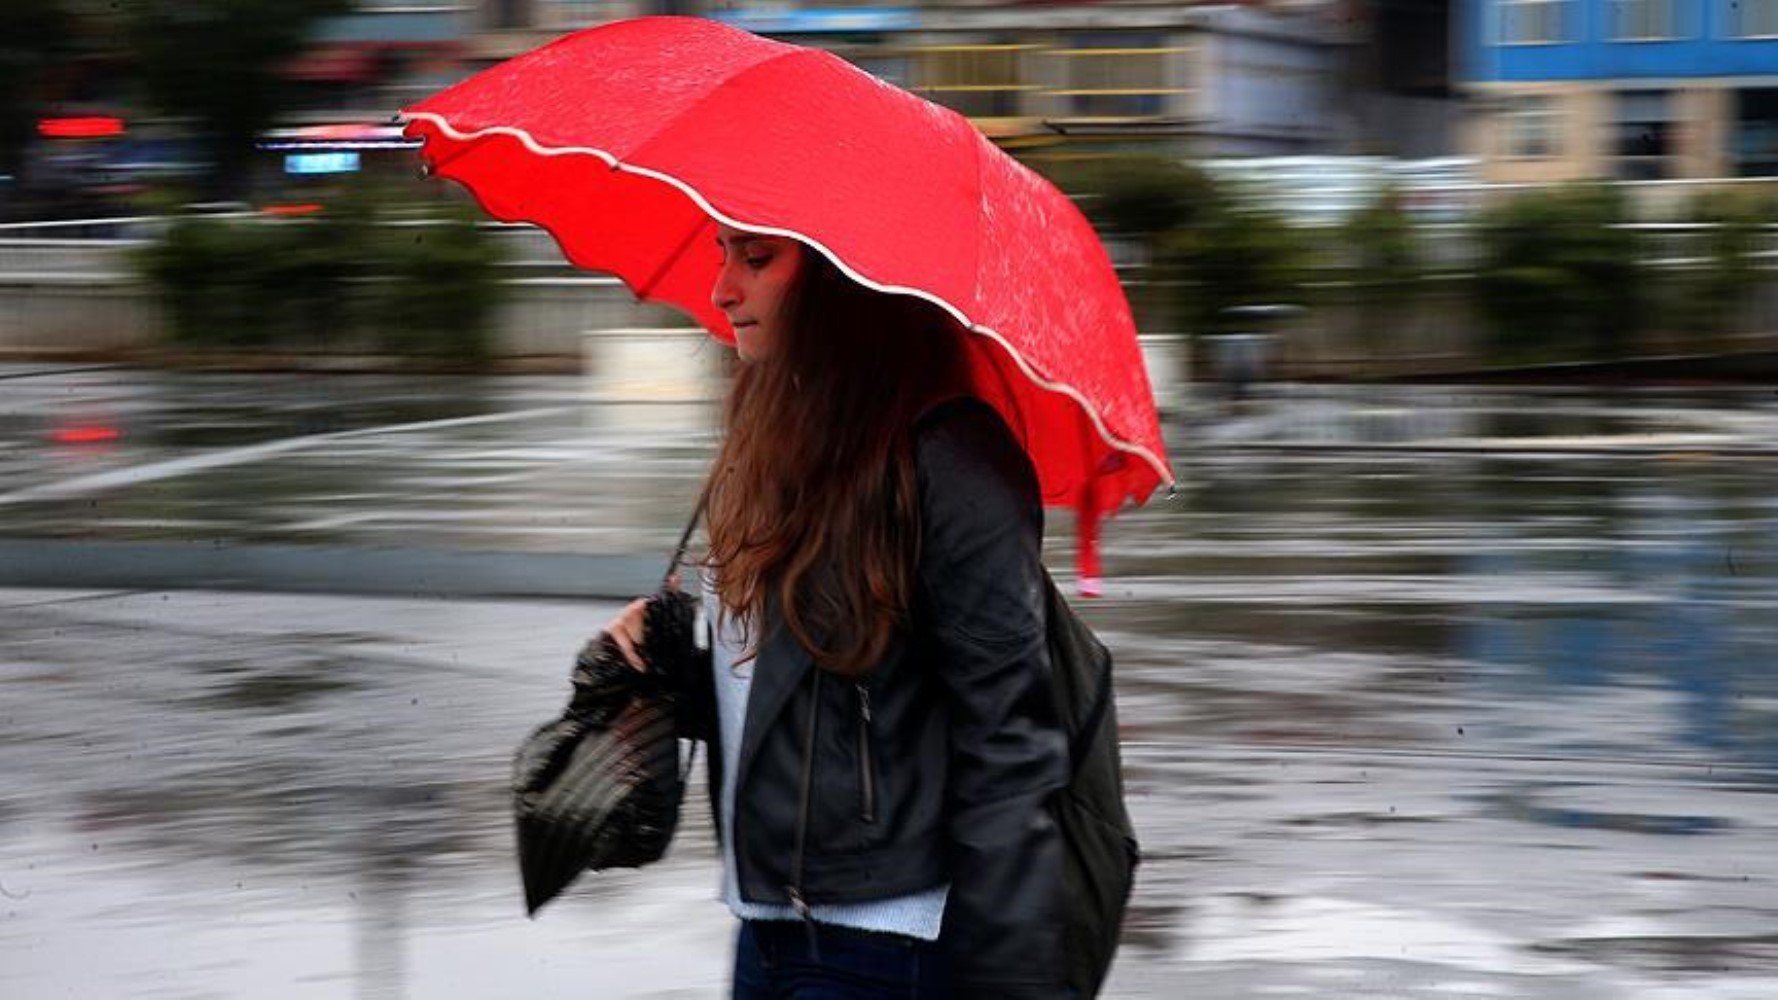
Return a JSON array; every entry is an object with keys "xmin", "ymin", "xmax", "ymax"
[
  {"xmin": 1156, "ymin": 188, "xmax": 1304, "ymax": 338},
  {"xmin": 135, "ymin": 186, "xmax": 503, "ymax": 363},
  {"xmin": 1661, "ymin": 188, "xmax": 1776, "ymax": 337},
  {"xmin": 1060, "ymin": 160, "xmax": 1778, "ymax": 368},
  {"xmin": 1321, "ymin": 187, "xmax": 1424, "ymax": 357},
  {"xmin": 1472, "ymin": 184, "xmax": 1644, "ymax": 363},
  {"xmin": 1046, "ymin": 155, "xmax": 1304, "ymax": 339}
]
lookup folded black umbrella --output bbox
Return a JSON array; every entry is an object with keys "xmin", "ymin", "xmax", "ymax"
[{"xmin": 512, "ymin": 508, "xmax": 705, "ymax": 915}]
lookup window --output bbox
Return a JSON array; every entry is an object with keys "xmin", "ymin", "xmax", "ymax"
[
  {"xmin": 1498, "ymin": 0, "xmax": 1570, "ymax": 43},
  {"xmin": 1612, "ymin": 0, "xmax": 1677, "ymax": 39},
  {"xmin": 1733, "ymin": 89, "xmax": 1778, "ymax": 176},
  {"xmin": 488, "ymin": 0, "xmax": 533, "ymax": 30},
  {"xmin": 1730, "ymin": 0, "xmax": 1778, "ymax": 37},
  {"xmin": 911, "ymin": 43, "xmax": 1032, "ymax": 119},
  {"xmin": 1612, "ymin": 90, "xmax": 1673, "ymax": 180},
  {"xmin": 1048, "ymin": 33, "xmax": 1178, "ymax": 120},
  {"xmin": 1500, "ymin": 94, "xmax": 1561, "ymax": 158}
]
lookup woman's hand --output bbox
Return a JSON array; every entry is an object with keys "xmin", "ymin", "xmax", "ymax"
[{"xmin": 604, "ymin": 597, "xmax": 650, "ymax": 671}]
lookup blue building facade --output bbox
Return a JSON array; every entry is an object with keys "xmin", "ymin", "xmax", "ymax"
[{"xmin": 1458, "ymin": 0, "xmax": 1778, "ymax": 179}]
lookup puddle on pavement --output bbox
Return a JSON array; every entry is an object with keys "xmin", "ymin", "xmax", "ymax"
[{"xmin": 3, "ymin": 378, "xmax": 1778, "ymax": 996}]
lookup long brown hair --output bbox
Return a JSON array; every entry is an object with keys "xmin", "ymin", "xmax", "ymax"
[{"xmin": 704, "ymin": 246, "xmax": 970, "ymax": 677}]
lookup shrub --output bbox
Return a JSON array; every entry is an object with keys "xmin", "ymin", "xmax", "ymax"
[
  {"xmin": 1035, "ymin": 154, "xmax": 1307, "ymax": 344},
  {"xmin": 136, "ymin": 215, "xmax": 247, "ymax": 347},
  {"xmin": 1339, "ymin": 187, "xmax": 1419, "ymax": 294},
  {"xmin": 1080, "ymin": 155, "xmax": 1217, "ymax": 239},
  {"xmin": 365, "ymin": 200, "xmax": 501, "ymax": 362},
  {"xmin": 1157, "ymin": 178, "xmax": 1305, "ymax": 338},
  {"xmin": 1472, "ymin": 184, "xmax": 1644, "ymax": 363},
  {"xmin": 135, "ymin": 184, "xmax": 504, "ymax": 363},
  {"xmin": 1662, "ymin": 188, "xmax": 1775, "ymax": 337},
  {"xmin": 1323, "ymin": 187, "xmax": 1423, "ymax": 356}
]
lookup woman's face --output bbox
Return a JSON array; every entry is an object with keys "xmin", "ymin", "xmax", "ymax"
[{"xmin": 711, "ymin": 224, "xmax": 806, "ymax": 363}]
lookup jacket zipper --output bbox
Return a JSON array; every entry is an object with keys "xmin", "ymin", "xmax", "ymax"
[
  {"xmin": 788, "ymin": 669, "xmax": 821, "ymax": 962},
  {"xmin": 856, "ymin": 682, "xmax": 877, "ymax": 824}
]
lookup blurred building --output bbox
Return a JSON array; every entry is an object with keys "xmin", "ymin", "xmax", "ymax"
[
  {"xmin": 249, "ymin": 2, "xmax": 481, "ymax": 193},
  {"xmin": 462, "ymin": 2, "xmax": 1371, "ymax": 162},
  {"xmin": 288, "ymin": 1, "xmax": 477, "ymax": 122},
  {"xmin": 472, "ymin": 0, "xmax": 659, "ymax": 60},
  {"xmin": 1343, "ymin": 0, "xmax": 1460, "ymax": 157},
  {"xmin": 1457, "ymin": 0, "xmax": 1778, "ymax": 181}
]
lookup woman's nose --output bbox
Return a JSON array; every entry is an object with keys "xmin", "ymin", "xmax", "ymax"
[{"xmin": 711, "ymin": 270, "xmax": 740, "ymax": 311}]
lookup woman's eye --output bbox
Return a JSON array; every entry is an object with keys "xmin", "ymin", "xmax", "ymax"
[{"xmin": 744, "ymin": 256, "xmax": 770, "ymax": 270}]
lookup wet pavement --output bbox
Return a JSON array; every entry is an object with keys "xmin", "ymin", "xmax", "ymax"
[{"xmin": 3, "ymin": 366, "xmax": 1778, "ymax": 998}]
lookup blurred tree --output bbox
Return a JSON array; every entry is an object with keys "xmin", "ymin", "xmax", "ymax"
[
  {"xmin": 1665, "ymin": 189, "xmax": 1776, "ymax": 339},
  {"xmin": 1332, "ymin": 186, "xmax": 1421, "ymax": 357},
  {"xmin": 1028, "ymin": 154, "xmax": 1218, "ymax": 247},
  {"xmin": 1158, "ymin": 179, "xmax": 1304, "ymax": 339},
  {"xmin": 121, "ymin": 0, "xmax": 351, "ymax": 198},
  {"xmin": 1340, "ymin": 187, "xmax": 1419, "ymax": 293},
  {"xmin": 1473, "ymin": 185, "xmax": 1644, "ymax": 363},
  {"xmin": 1086, "ymin": 155, "xmax": 1217, "ymax": 240},
  {"xmin": 136, "ymin": 181, "xmax": 505, "ymax": 364},
  {"xmin": 1032, "ymin": 154, "xmax": 1227, "ymax": 337},
  {"xmin": 367, "ymin": 197, "xmax": 503, "ymax": 364},
  {"xmin": 0, "ymin": 0, "xmax": 76, "ymax": 187},
  {"xmin": 1034, "ymin": 153, "xmax": 1305, "ymax": 373}
]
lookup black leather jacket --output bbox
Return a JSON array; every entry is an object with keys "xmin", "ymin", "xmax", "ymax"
[{"xmin": 676, "ymin": 398, "xmax": 1069, "ymax": 997}]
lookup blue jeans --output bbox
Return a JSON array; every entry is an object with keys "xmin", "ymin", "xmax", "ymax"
[{"xmin": 732, "ymin": 920, "xmax": 950, "ymax": 999}]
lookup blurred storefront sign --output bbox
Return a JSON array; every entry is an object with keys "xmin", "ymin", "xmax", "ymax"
[
  {"xmin": 710, "ymin": 6, "xmax": 919, "ymax": 35},
  {"xmin": 259, "ymin": 124, "xmax": 419, "ymax": 152},
  {"xmin": 37, "ymin": 117, "xmax": 125, "ymax": 139},
  {"xmin": 284, "ymin": 152, "xmax": 364, "ymax": 175}
]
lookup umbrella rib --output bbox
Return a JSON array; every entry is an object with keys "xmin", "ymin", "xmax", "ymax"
[
  {"xmin": 623, "ymin": 47, "xmax": 811, "ymax": 162},
  {"xmin": 633, "ymin": 216, "xmax": 710, "ymax": 302}
]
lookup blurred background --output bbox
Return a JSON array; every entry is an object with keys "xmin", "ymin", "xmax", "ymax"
[
  {"xmin": 3, "ymin": 0, "xmax": 1776, "ymax": 378},
  {"xmin": 4, "ymin": 3, "xmax": 1778, "ymax": 999}
]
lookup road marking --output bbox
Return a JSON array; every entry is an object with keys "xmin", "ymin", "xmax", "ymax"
[
  {"xmin": 0, "ymin": 406, "xmax": 578, "ymax": 506},
  {"xmin": 0, "ymin": 364, "xmax": 123, "ymax": 381}
]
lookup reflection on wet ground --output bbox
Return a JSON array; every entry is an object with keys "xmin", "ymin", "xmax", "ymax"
[
  {"xmin": 2, "ymin": 370, "xmax": 1777, "ymax": 997},
  {"xmin": 0, "ymin": 371, "xmax": 715, "ymax": 552}
]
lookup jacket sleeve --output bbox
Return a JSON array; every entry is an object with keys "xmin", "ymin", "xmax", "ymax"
[{"xmin": 916, "ymin": 402, "xmax": 1069, "ymax": 997}]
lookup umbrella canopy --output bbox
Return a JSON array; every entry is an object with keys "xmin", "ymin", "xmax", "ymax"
[{"xmin": 401, "ymin": 16, "xmax": 1172, "ymax": 566}]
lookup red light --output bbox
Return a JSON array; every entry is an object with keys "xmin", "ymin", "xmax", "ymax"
[
  {"xmin": 51, "ymin": 425, "xmax": 121, "ymax": 444},
  {"xmin": 262, "ymin": 203, "xmax": 323, "ymax": 216},
  {"xmin": 38, "ymin": 116, "xmax": 125, "ymax": 139}
]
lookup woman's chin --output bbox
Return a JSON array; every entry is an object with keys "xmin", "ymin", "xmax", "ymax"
[{"xmin": 734, "ymin": 334, "xmax": 774, "ymax": 365}]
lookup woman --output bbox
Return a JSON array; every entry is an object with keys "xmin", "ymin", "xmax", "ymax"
[{"xmin": 605, "ymin": 224, "xmax": 1069, "ymax": 999}]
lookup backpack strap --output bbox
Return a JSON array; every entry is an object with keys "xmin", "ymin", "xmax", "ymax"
[
  {"xmin": 1071, "ymin": 649, "xmax": 1115, "ymax": 774},
  {"xmin": 1047, "ymin": 571, "xmax": 1115, "ymax": 773}
]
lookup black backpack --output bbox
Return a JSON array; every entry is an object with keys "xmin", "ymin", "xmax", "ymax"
[
  {"xmin": 1042, "ymin": 569, "xmax": 1140, "ymax": 997},
  {"xmin": 912, "ymin": 393, "xmax": 1139, "ymax": 994}
]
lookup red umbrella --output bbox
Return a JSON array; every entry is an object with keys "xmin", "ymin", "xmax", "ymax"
[{"xmin": 400, "ymin": 16, "xmax": 1172, "ymax": 586}]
